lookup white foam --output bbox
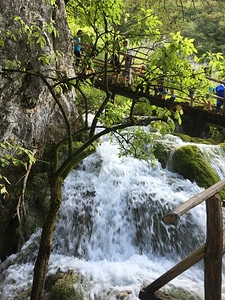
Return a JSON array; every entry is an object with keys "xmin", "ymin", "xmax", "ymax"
[{"xmin": 1, "ymin": 135, "xmax": 225, "ymax": 300}]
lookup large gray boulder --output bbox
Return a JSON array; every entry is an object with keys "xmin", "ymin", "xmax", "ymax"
[
  {"xmin": 0, "ymin": 0, "xmax": 79, "ymax": 148},
  {"xmin": 0, "ymin": 0, "xmax": 80, "ymax": 260}
]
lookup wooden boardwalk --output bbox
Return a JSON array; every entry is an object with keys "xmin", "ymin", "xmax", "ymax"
[{"xmin": 94, "ymin": 79, "xmax": 225, "ymax": 129}]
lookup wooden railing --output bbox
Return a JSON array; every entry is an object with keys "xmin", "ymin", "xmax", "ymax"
[
  {"xmin": 139, "ymin": 179, "xmax": 225, "ymax": 300},
  {"xmin": 91, "ymin": 57, "xmax": 225, "ymax": 112}
]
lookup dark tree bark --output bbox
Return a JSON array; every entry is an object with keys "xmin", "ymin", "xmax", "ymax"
[{"xmin": 31, "ymin": 175, "xmax": 63, "ymax": 300}]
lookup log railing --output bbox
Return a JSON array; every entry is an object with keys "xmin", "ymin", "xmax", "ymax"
[
  {"xmin": 139, "ymin": 179, "xmax": 225, "ymax": 300},
  {"xmin": 92, "ymin": 58, "xmax": 225, "ymax": 112}
]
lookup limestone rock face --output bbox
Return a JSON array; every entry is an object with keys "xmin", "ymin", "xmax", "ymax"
[
  {"xmin": 0, "ymin": 0, "xmax": 79, "ymax": 148},
  {"xmin": 0, "ymin": 0, "xmax": 80, "ymax": 260}
]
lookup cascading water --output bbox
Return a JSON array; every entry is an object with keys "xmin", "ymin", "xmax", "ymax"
[{"xmin": 0, "ymin": 134, "xmax": 225, "ymax": 299}]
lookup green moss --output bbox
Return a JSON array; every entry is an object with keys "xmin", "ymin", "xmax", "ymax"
[
  {"xmin": 174, "ymin": 133, "xmax": 211, "ymax": 144},
  {"xmin": 219, "ymin": 142, "xmax": 225, "ymax": 151},
  {"xmin": 154, "ymin": 142, "xmax": 171, "ymax": 168},
  {"xmin": 189, "ymin": 137, "xmax": 210, "ymax": 144},
  {"xmin": 48, "ymin": 271, "xmax": 84, "ymax": 300},
  {"xmin": 172, "ymin": 145, "xmax": 220, "ymax": 189},
  {"xmin": 164, "ymin": 287, "xmax": 202, "ymax": 300},
  {"xmin": 17, "ymin": 288, "xmax": 31, "ymax": 300},
  {"xmin": 173, "ymin": 133, "xmax": 191, "ymax": 142}
]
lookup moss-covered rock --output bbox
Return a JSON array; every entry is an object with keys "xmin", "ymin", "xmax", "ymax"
[
  {"xmin": 172, "ymin": 145, "xmax": 220, "ymax": 189},
  {"xmin": 173, "ymin": 133, "xmax": 191, "ymax": 143},
  {"xmin": 164, "ymin": 287, "xmax": 202, "ymax": 300},
  {"xmin": 154, "ymin": 142, "xmax": 172, "ymax": 168},
  {"xmin": 219, "ymin": 142, "xmax": 225, "ymax": 151},
  {"xmin": 47, "ymin": 270, "xmax": 84, "ymax": 300},
  {"xmin": 17, "ymin": 288, "xmax": 31, "ymax": 300},
  {"xmin": 174, "ymin": 133, "xmax": 210, "ymax": 144}
]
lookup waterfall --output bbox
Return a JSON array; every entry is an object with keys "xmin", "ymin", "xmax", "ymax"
[{"xmin": 0, "ymin": 134, "xmax": 225, "ymax": 300}]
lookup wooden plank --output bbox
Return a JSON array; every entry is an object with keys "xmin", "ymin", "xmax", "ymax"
[
  {"xmin": 204, "ymin": 195, "xmax": 223, "ymax": 300},
  {"xmin": 139, "ymin": 228, "xmax": 225, "ymax": 299},
  {"xmin": 163, "ymin": 179, "xmax": 225, "ymax": 223},
  {"xmin": 139, "ymin": 244, "xmax": 205, "ymax": 298}
]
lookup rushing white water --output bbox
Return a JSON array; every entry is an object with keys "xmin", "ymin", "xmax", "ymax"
[{"xmin": 0, "ymin": 134, "xmax": 225, "ymax": 299}]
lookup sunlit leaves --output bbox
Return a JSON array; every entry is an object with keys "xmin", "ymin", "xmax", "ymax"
[
  {"xmin": 45, "ymin": 0, "xmax": 57, "ymax": 6},
  {"xmin": 124, "ymin": 8, "xmax": 162, "ymax": 43},
  {"xmin": 99, "ymin": 98, "xmax": 132, "ymax": 126},
  {"xmin": 0, "ymin": 142, "xmax": 36, "ymax": 184},
  {"xmin": 142, "ymin": 30, "xmax": 214, "ymax": 102},
  {"xmin": 200, "ymin": 52, "xmax": 225, "ymax": 77},
  {"xmin": 0, "ymin": 142, "xmax": 36, "ymax": 167},
  {"xmin": 0, "ymin": 30, "xmax": 4, "ymax": 47},
  {"xmin": 38, "ymin": 50, "xmax": 62, "ymax": 66},
  {"xmin": 5, "ymin": 59, "xmax": 22, "ymax": 70},
  {"xmin": 44, "ymin": 20, "xmax": 59, "ymax": 38},
  {"xmin": 76, "ymin": 84, "xmax": 107, "ymax": 113},
  {"xmin": 13, "ymin": 16, "xmax": 59, "ymax": 50},
  {"xmin": 114, "ymin": 126, "xmax": 156, "ymax": 163},
  {"xmin": 14, "ymin": 16, "xmax": 46, "ymax": 49},
  {"xmin": 71, "ymin": 0, "xmax": 124, "ymax": 29},
  {"xmin": 2, "ymin": 16, "xmax": 60, "ymax": 69}
]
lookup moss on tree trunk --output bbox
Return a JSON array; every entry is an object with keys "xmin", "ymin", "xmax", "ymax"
[{"xmin": 30, "ymin": 175, "xmax": 63, "ymax": 300}]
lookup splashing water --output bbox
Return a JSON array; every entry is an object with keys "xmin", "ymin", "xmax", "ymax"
[{"xmin": 0, "ymin": 135, "xmax": 225, "ymax": 299}]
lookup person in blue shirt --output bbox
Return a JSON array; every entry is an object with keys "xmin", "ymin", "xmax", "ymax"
[
  {"xmin": 73, "ymin": 30, "xmax": 83, "ymax": 67},
  {"xmin": 215, "ymin": 79, "xmax": 225, "ymax": 113}
]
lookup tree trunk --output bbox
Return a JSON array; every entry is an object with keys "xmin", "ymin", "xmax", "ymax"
[{"xmin": 30, "ymin": 175, "xmax": 63, "ymax": 300}]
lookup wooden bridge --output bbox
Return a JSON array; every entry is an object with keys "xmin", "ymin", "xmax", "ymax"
[
  {"xmin": 79, "ymin": 54, "xmax": 225, "ymax": 130},
  {"xmin": 138, "ymin": 180, "xmax": 225, "ymax": 300},
  {"xmin": 94, "ymin": 78, "xmax": 225, "ymax": 129}
]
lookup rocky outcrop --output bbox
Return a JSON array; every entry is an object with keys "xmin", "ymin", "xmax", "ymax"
[
  {"xmin": 171, "ymin": 144, "xmax": 220, "ymax": 188},
  {"xmin": 0, "ymin": 0, "xmax": 80, "ymax": 260},
  {"xmin": 0, "ymin": 0, "xmax": 79, "ymax": 149}
]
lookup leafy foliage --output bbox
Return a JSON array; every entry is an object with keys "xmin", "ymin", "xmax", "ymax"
[
  {"xmin": 0, "ymin": 142, "xmax": 36, "ymax": 184},
  {"xmin": 0, "ymin": 16, "xmax": 60, "ymax": 69},
  {"xmin": 114, "ymin": 127, "xmax": 157, "ymax": 163}
]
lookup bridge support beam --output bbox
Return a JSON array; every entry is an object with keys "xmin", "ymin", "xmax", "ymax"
[{"xmin": 204, "ymin": 193, "xmax": 223, "ymax": 300}]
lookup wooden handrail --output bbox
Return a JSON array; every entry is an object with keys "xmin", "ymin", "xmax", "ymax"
[
  {"xmin": 140, "ymin": 180, "xmax": 225, "ymax": 300},
  {"xmin": 139, "ymin": 244, "xmax": 205, "ymax": 298},
  {"xmin": 163, "ymin": 179, "xmax": 225, "ymax": 223},
  {"xmin": 90, "ymin": 58, "xmax": 225, "ymax": 114},
  {"xmin": 139, "ymin": 229, "xmax": 225, "ymax": 299}
]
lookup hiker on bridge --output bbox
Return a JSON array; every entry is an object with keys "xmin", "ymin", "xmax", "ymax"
[
  {"xmin": 215, "ymin": 79, "xmax": 225, "ymax": 114},
  {"xmin": 121, "ymin": 40, "xmax": 134, "ymax": 87},
  {"xmin": 73, "ymin": 29, "xmax": 83, "ymax": 67},
  {"xmin": 154, "ymin": 78, "xmax": 168, "ymax": 99},
  {"xmin": 108, "ymin": 53, "xmax": 121, "ymax": 84}
]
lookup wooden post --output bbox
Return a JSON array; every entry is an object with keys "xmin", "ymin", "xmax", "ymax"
[
  {"xmin": 139, "ymin": 228, "xmax": 225, "ymax": 300},
  {"xmin": 204, "ymin": 194, "xmax": 223, "ymax": 300},
  {"xmin": 189, "ymin": 96, "xmax": 194, "ymax": 107},
  {"xmin": 207, "ymin": 100, "xmax": 212, "ymax": 111}
]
